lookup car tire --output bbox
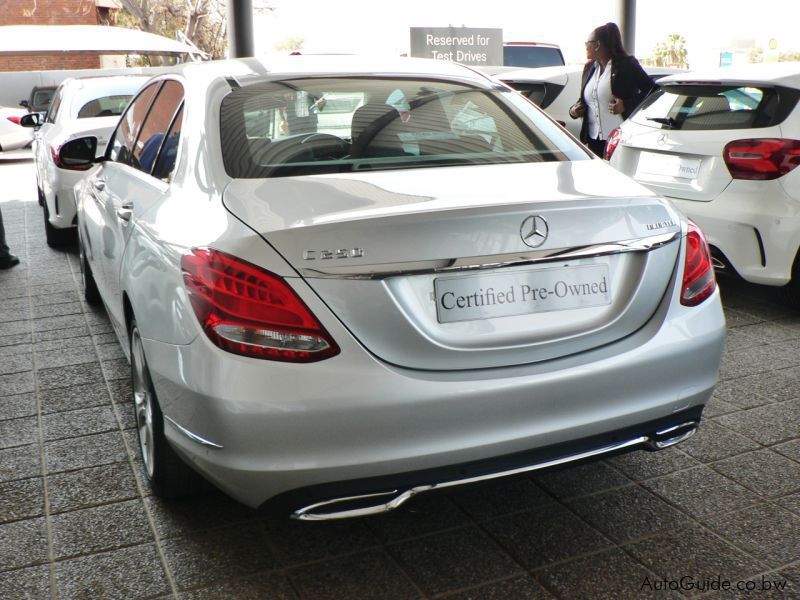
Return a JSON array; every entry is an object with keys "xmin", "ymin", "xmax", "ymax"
[
  {"xmin": 130, "ymin": 319, "xmax": 208, "ymax": 498},
  {"xmin": 36, "ymin": 182, "xmax": 44, "ymax": 207},
  {"xmin": 42, "ymin": 201, "xmax": 72, "ymax": 248},
  {"xmin": 78, "ymin": 231, "xmax": 101, "ymax": 306}
]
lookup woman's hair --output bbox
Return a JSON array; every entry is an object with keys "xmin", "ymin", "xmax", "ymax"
[{"xmin": 593, "ymin": 22, "xmax": 629, "ymax": 59}]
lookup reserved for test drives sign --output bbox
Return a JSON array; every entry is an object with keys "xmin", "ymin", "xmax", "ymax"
[{"xmin": 410, "ymin": 27, "xmax": 503, "ymax": 66}]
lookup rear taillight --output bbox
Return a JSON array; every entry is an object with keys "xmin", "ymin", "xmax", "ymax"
[
  {"xmin": 681, "ymin": 220, "xmax": 716, "ymax": 307},
  {"xmin": 723, "ymin": 138, "xmax": 800, "ymax": 180},
  {"xmin": 604, "ymin": 127, "xmax": 622, "ymax": 161},
  {"xmin": 181, "ymin": 248, "xmax": 339, "ymax": 362},
  {"xmin": 6, "ymin": 116, "xmax": 20, "ymax": 125},
  {"xmin": 50, "ymin": 144, "xmax": 93, "ymax": 171}
]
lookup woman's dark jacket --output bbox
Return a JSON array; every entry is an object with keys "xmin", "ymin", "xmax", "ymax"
[{"xmin": 574, "ymin": 55, "xmax": 653, "ymax": 143}]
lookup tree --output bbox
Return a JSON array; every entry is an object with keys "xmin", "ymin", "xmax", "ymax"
[
  {"xmin": 780, "ymin": 50, "xmax": 800, "ymax": 63},
  {"xmin": 117, "ymin": 0, "xmax": 276, "ymax": 61},
  {"xmin": 273, "ymin": 36, "xmax": 304, "ymax": 52},
  {"xmin": 644, "ymin": 34, "xmax": 689, "ymax": 69}
]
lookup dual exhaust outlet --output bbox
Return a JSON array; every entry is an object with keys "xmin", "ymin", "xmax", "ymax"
[{"xmin": 291, "ymin": 421, "xmax": 699, "ymax": 521}]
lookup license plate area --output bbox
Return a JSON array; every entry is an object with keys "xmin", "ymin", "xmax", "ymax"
[
  {"xmin": 636, "ymin": 151, "xmax": 701, "ymax": 180},
  {"xmin": 434, "ymin": 264, "xmax": 611, "ymax": 324}
]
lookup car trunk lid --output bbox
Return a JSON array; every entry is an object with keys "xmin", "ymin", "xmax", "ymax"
[{"xmin": 223, "ymin": 160, "xmax": 683, "ymax": 370}]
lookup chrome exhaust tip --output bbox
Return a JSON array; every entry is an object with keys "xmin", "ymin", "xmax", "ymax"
[{"xmin": 645, "ymin": 421, "xmax": 699, "ymax": 450}]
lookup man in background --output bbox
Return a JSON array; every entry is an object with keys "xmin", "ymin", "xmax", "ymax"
[{"xmin": 0, "ymin": 207, "xmax": 19, "ymax": 269}]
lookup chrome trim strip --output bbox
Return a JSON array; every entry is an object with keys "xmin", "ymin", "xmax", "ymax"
[
  {"xmin": 164, "ymin": 416, "xmax": 224, "ymax": 449},
  {"xmin": 292, "ymin": 435, "xmax": 650, "ymax": 521},
  {"xmin": 300, "ymin": 231, "xmax": 681, "ymax": 280}
]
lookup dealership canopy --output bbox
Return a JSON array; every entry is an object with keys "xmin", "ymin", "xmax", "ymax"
[{"xmin": 0, "ymin": 25, "xmax": 207, "ymax": 58}]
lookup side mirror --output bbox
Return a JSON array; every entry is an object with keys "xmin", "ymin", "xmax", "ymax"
[
  {"xmin": 19, "ymin": 99, "xmax": 30, "ymax": 109},
  {"xmin": 19, "ymin": 113, "xmax": 43, "ymax": 128},
  {"xmin": 58, "ymin": 137, "xmax": 98, "ymax": 171}
]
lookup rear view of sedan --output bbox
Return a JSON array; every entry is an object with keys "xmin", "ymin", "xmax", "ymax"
[
  {"xmin": 608, "ymin": 64, "xmax": 800, "ymax": 303},
  {"xmin": 70, "ymin": 56, "xmax": 725, "ymax": 519},
  {"xmin": 27, "ymin": 74, "xmax": 149, "ymax": 246}
]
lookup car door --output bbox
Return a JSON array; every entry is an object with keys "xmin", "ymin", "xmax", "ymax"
[
  {"xmin": 83, "ymin": 80, "xmax": 185, "ymax": 338},
  {"xmin": 35, "ymin": 84, "xmax": 64, "ymax": 198}
]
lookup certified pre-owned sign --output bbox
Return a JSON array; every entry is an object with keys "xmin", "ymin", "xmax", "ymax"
[
  {"xmin": 434, "ymin": 264, "xmax": 611, "ymax": 323},
  {"xmin": 410, "ymin": 27, "xmax": 503, "ymax": 66}
]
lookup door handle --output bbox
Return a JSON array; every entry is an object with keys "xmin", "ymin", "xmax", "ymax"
[
  {"xmin": 116, "ymin": 201, "xmax": 133, "ymax": 222},
  {"xmin": 92, "ymin": 178, "xmax": 106, "ymax": 191}
]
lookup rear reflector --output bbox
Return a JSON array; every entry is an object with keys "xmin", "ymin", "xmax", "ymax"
[
  {"xmin": 604, "ymin": 127, "xmax": 622, "ymax": 160},
  {"xmin": 723, "ymin": 138, "xmax": 800, "ymax": 180},
  {"xmin": 681, "ymin": 220, "xmax": 716, "ymax": 307},
  {"xmin": 181, "ymin": 248, "xmax": 339, "ymax": 362}
]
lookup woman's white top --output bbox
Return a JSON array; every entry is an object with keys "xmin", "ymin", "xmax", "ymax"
[{"xmin": 583, "ymin": 60, "xmax": 623, "ymax": 141}]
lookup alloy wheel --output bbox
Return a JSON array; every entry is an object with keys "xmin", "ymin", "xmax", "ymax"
[{"xmin": 131, "ymin": 327, "xmax": 155, "ymax": 479}]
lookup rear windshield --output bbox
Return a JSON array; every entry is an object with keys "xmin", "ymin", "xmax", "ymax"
[
  {"xmin": 219, "ymin": 76, "xmax": 588, "ymax": 178},
  {"xmin": 631, "ymin": 84, "xmax": 800, "ymax": 130},
  {"xmin": 503, "ymin": 46, "xmax": 565, "ymax": 68}
]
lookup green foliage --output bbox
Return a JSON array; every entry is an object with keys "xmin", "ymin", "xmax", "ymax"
[
  {"xmin": 644, "ymin": 34, "xmax": 689, "ymax": 69},
  {"xmin": 273, "ymin": 36, "xmax": 304, "ymax": 52}
]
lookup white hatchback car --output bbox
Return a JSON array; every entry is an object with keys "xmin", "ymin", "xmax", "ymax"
[
  {"xmin": 492, "ymin": 65, "xmax": 684, "ymax": 138},
  {"xmin": 67, "ymin": 56, "xmax": 725, "ymax": 519},
  {"xmin": 608, "ymin": 64, "xmax": 800, "ymax": 301},
  {"xmin": 26, "ymin": 75, "xmax": 149, "ymax": 246}
]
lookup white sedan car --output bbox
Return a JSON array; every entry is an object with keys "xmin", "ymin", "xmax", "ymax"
[
  {"xmin": 607, "ymin": 64, "xmax": 800, "ymax": 302},
  {"xmin": 0, "ymin": 105, "xmax": 33, "ymax": 152},
  {"xmin": 26, "ymin": 74, "xmax": 149, "ymax": 246},
  {"xmin": 68, "ymin": 56, "xmax": 725, "ymax": 519}
]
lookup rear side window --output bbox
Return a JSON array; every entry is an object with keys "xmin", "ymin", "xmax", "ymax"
[
  {"xmin": 132, "ymin": 80, "xmax": 184, "ymax": 175},
  {"xmin": 219, "ymin": 76, "xmax": 587, "ymax": 178},
  {"xmin": 77, "ymin": 95, "xmax": 134, "ymax": 119},
  {"xmin": 503, "ymin": 46, "xmax": 565, "ymax": 68},
  {"xmin": 631, "ymin": 84, "xmax": 800, "ymax": 130}
]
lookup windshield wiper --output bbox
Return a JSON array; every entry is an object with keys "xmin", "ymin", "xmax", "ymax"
[{"xmin": 647, "ymin": 116, "xmax": 678, "ymax": 129}]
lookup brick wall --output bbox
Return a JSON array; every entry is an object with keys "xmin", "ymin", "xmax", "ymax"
[{"xmin": 0, "ymin": 0, "xmax": 101, "ymax": 71}]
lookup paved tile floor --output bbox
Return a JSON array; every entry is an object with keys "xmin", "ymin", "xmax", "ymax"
[{"xmin": 1, "ymin": 157, "xmax": 800, "ymax": 598}]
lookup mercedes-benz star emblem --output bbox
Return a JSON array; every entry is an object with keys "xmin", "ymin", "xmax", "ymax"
[
  {"xmin": 657, "ymin": 133, "xmax": 668, "ymax": 146},
  {"xmin": 520, "ymin": 215, "xmax": 549, "ymax": 248}
]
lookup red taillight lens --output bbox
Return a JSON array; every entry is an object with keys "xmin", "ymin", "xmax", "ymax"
[
  {"xmin": 50, "ymin": 144, "xmax": 93, "ymax": 171},
  {"xmin": 681, "ymin": 220, "xmax": 716, "ymax": 307},
  {"xmin": 723, "ymin": 138, "xmax": 800, "ymax": 180},
  {"xmin": 604, "ymin": 126, "xmax": 622, "ymax": 161},
  {"xmin": 181, "ymin": 248, "xmax": 339, "ymax": 362},
  {"xmin": 7, "ymin": 116, "xmax": 20, "ymax": 125}
]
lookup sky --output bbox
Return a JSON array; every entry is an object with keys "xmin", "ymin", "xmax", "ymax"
[{"xmin": 252, "ymin": 0, "xmax": 800, "ymax": 68}]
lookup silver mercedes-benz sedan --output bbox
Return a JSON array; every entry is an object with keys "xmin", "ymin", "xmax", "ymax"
[{"xmin": 67, "ymin": 56, "xmax": 725, "ymax": 520}]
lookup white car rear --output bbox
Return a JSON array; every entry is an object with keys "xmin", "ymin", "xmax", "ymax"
[
  {"xmin": 608, "ymin": 65, "xmax": 800, "ymax": 301},
  {"xmin": 0, "ymin": 105, "xmax": 33, "ymax": 152},
  {"xmin": 29, "ymin": 74, "xmax": 150, "ymax": 246}
]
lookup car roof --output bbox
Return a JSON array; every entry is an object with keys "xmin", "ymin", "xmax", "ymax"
[
  {"xmin": 657, "ymin": 63, "xmax": 800, "ymax": 88},
  {"xmin": 158, "ymin": 55, "xmax": 493, "ymax": 87}
]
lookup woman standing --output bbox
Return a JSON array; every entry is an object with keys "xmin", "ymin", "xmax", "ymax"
[{"xmin": 568, "ymin": 22, "xmax": 653, "ymax": 157}]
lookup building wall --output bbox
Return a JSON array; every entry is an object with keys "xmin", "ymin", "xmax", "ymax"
[{"xmin": 0, "ymin": 0, "xmax": 101, "ymax": 71}]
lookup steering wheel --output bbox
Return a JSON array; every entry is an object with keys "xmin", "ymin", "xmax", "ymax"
[{"xmin": 300, "ymin": 133, "xmax": 350, "ymax": 160}]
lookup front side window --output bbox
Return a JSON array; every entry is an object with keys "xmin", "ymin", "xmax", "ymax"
[
  {"xmin": 631, "ymin": 84, "xmax": 799, "ymax": 131},
  {"xmin": 108, "ymin": 82, "xmax": 161, "ymax": 164},
  {"xmin": 220, "ymin": 76, "xmax": 587, "ymax": 178}
]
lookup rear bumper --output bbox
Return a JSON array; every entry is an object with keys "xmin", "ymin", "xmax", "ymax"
[
  {"xmin": 44, "ymin": 167, "xmax": 83, "ymax": 229},
  {"xmin": 142, "ymin": 284, "xmax": 725, "ymax": 510},
  {"xmin": 668, "ymin": 180, "xmax": 800, "ymax": 286}
]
